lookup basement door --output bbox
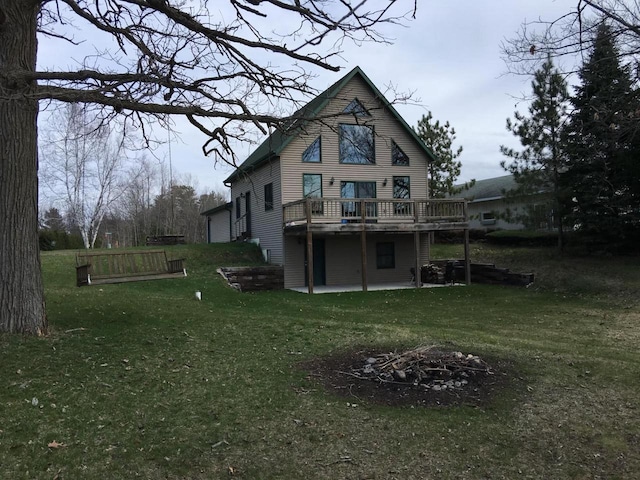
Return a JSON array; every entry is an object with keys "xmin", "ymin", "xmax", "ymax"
[{"xmin": 304, "ymin": 238, "xmax": 326, "ymax": 287}]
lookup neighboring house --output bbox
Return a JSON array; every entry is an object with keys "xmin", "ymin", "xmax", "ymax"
[
  {"xmin": 205, "ymin": 66, "xmax": 470, "ymax": 292},
  {"xmin": 202, "ymin": 202, "xmax": 233, "ymax": 243},
  {"xmin": 456, "ymin": 175, "xmax": 553, "ymax": 230}
]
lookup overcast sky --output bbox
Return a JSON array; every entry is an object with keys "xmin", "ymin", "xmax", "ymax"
[{"xmin": 38, "ymin": 1, "xmax": 579, "ymax": 194}]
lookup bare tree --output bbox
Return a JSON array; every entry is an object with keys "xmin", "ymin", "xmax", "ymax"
[
  {"xmin": 0, "ymin": 0, "xmax": 414, "ymax": 334},
  {"xmin": 40, "ymin": 103, "xmax": 132, "ymax": 248},
  {"xmin": 116, "ymin": 156, "xmax": 159, "ymax": 246},
  {"xmin": 502, "ymin": 0, "xmax": 640, "ymax": 75}
]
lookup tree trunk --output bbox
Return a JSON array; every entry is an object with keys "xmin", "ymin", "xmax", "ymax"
[{"xmin": 0, "ymin": 0, "xmax": 48, "ymax": 335}]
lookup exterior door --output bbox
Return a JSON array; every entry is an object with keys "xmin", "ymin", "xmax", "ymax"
[
  {"xmin": 341, "ymin": 181, "xmax": 377, "ymax": 220},
  {"xmin": 304, "ymin": 238, "xmax": 326, "ymax": 286},
  {"xmin": 245, "ymin": 191, "xmax": 251, "ymax": 236}
]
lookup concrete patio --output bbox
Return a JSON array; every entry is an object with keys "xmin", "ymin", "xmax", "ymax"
[{"xmin": 290, "ymin": 282, "xmax": 463, "ymax": 294}]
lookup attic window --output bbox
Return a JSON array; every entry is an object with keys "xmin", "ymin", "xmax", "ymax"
[
  {"xmin": 302, "ymin": 137, "xmax": 321, "ymax": 163},
  {"xmin": 343, "ymin": 98, "xmax": 369, "ymax": 117},
  {"xmin": 392, "ymin": 141, "xmax": 409, "ymax": 166}
]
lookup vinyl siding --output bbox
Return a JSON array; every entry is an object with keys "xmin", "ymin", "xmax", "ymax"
[
  {"xmin": 279, "ymin": 75, "xmax": 429, "ymax": 205},
  {"xmin": 284, "ymin": 233, "xmax": 430, "ymax": 288},
  {"xmin": 230, "ymin": 160, "xmax": 284, "ymax": 264},
  {"xmin": 467, "ymin": 193, "xmax": 552, "ymax": 230}
]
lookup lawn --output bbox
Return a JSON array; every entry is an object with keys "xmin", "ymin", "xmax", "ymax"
[{"xmin": 1, "ymin": 242, "xmax": 639, "ymax": 479}]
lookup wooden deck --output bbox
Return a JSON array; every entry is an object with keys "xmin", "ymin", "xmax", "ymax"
[
  {"xmin": 282, "ymin": 198, "xmax": 468, "ymax": 233},
  {"xmin": 282, "ymin": 197, "xmax": 471, "ymax": 294}
]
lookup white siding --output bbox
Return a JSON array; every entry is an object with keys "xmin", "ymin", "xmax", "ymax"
[
  {"xmin": 207, "ymin": 210, "xmax": 231, "ymax": 243},
  {"xmin": 230, "ymin": 160, "xmax": 284, "ymax": 264}
]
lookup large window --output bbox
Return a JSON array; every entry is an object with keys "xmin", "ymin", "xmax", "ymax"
[
  {"xmin": 302, "ymin": 137, "xmax": 321, "ymax": 163},
  {"xmin": 392, "ymin": 141, "xmax": 409, "ymax": 166},
  {"xmin": 393, "ymin": 176, "xmax": 410, "ymax": 214},
  {"xmin": 376, "ymin": 242, "xmax": 395, "ymax": 269},
  {"xmin": 339, "ymin": 124, "xmax": 375, "ymax": 164},
  {"xmin": 341, "ymin": 181, "xmax": 377, "ymax": 219},
  {"xmin": 264, "ymin": 183, "xmax": 273, "ymax": 211},
  {"xmin": 235, "ymin": 196, "xmax": 241, "ymax": 219},
  {"xmin": 303, "ymin": 174, "xmax": 323, "ymax": 214}
]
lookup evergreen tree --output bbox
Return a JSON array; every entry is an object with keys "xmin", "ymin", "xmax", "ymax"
[
  {"xmin": 415, "ymin": 112, "xmax": 468, "ymax": 198},
  {"xmin": 500, "ymin": 56, "xmax": 570, "ymax": 249},
  {"xmin": 563, "ymin": 23, "xmax": 640, "ymax": 251}
]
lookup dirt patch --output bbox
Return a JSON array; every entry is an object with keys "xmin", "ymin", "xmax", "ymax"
[{"xmin": 303, "ymin": 346, "xmax": 514, "ymax": 408}]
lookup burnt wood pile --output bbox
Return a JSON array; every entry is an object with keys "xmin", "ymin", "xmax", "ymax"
[{"xmin": 341, "ymin": 346, "xmax": 493, "ymax": 392}]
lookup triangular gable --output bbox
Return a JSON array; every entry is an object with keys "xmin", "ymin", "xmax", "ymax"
[{"xmin": 224, "ymin": 66, "xmax": 436, "ymax": 183}]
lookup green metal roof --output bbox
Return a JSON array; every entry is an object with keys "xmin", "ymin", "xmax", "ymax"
[
  {"xmin": 456, "ymin": 175, "xmax": 517, "ymax": 202},
  {"xmin": 224, "ymin": 66, "xmax": 436, "ymax": 183}
]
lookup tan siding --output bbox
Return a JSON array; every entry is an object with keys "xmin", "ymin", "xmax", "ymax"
[
  {"xmin": 207, "ymin": 211, "xmax": 231, "ymax": 243},
  {"xmin": 284, "ymin": 233, "xmax": 425, "ymax": 288},
  {"xmin": 279, "ymin": 75, "xmax": 429, "ymax": 205},
  {"xmin": 238, "ymin": 74, "xmax": 438, "ymax": 288},
  {"xmin": 230, "ymin": 160, "xmax": 284, "ymax": 264},
  {"xmin": 284, "ymin": 236, "xmax": 305, "ymax": 288}
]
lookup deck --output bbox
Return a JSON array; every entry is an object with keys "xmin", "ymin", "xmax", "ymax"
[{"xmin": 282, "ymin": 197, "xmax": 468, "ymax": 233}]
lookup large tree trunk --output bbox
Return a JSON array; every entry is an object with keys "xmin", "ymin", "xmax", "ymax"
[{"xmin": 0, "ymin": 0, "xmax": 48, "ymax": 335}]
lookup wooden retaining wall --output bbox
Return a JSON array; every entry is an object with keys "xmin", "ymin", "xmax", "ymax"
[{"xmin": 218, "ymin": 266, "xmax": 284, "ymax": 292}]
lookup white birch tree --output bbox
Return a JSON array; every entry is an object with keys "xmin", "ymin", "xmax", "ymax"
[{"xmin": 40, "ymin": 103, "xmax": 131, "ymax": 248}]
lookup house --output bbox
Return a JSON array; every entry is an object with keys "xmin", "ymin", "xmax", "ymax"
[
  {"xmin": 202, "ymin": 202, "xmax": 233, "ymax": 243},
  {"xmin": 456, "ymin": 175, "xmax": 553, "ymax": 231},
  {"xmin": 204, "ymin": 66, "xmax": 470, "ymax": 292}
]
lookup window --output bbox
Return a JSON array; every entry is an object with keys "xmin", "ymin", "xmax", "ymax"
[
  {"xmin": 264, "ymin": 183, "xmax": 273, "ymax": 211},
  {"xmin": 302, "ymin": 137, "xmax": 321, "ymax": 163},
  {"xmin": 235, "ymin": 196, "xmax": 241, "ymax": 219},
  {"xmin": 303, "ymin": 174, "xmax": 323, "ymax": 214},
  {"xmin": 339, "ymin": 124, "xmax": 375, "ymax": 164},
  {"xmin": 376, "ymin": 242, "xmax": 395, "ymax": 269},
  {"xmin": 341, "ymin": 181, "xmax": 377, "ymax": 219},
  {"xmin": 392, "ymin": 141, "xmax": 409, "ymax": 166},
  {"xmin": 393, "ymin": 176, "xmax": 410, "ymax": 214},
  {"xmin": 343, "ymin": 98, "xmax": 369, "ymax": 116},
  {"xmin": 481, "ymin": 212, "xmax": 496, "ymax": 225}
]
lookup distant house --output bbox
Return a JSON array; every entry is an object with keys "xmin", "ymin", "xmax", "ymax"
[
  {"xmin": 203, "ymin": 66, "xmax": 470, "ymax": 292},
  {"xmin": 456, "ymin": 175, "xmax": 553, "ymax": 231},
  {"xmin": 202, "ymin": 202, "xmax": 233, "ymax": 243}
]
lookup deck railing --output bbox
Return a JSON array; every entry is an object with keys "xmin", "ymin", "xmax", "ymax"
[{"xmin": 283, "ymin": 198, "xmax": 467, "ymax": 226}]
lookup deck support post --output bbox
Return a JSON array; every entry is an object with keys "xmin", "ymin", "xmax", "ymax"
[
  {"xmin": 414, "ymin": 231, "xmax": 421, "ymax": 288},
  {"xmin": 464, "ymin": 228, "xmax": 471, "ymax": 285},
  {"xmin": 306, "ymin": 200, "xmax": 314, "ymax": 294},
  {"xmin": 360, "ymin": 200, "xmax": 368, "ymax": 292}
]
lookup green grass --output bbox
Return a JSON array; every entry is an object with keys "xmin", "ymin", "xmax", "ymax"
[{"xmin": 1, "ymin": 242, "xmax": 639, "ymax": 479}]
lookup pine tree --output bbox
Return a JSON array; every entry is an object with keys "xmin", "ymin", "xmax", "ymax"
[
  {"xmin": 563, "ymin": 23, "xmax": 640, "ymax": 251},
  {"xmin": 415, "ymin": 112, "xmax": 467, "ymax": 198},
  {"xmin": 500, "ymin": 56, "xmax": 570, "ymax": 249}
]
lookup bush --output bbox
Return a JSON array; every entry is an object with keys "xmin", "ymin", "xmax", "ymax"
[{"xmin": 39, "ymin": 230, "xmax": 85, "ymax": 251}]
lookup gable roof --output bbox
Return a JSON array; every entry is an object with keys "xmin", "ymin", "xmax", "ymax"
[
  {"xmin": 201, "ymin": 201, "xmax": 232, "ymax": 216},
  {"xmin": 456, "ymin": 175, "xmax": 517, "ymax": 202},
  {"xmin": 224, "ymin": 66, "xmax": 436, "ymax": 183}
]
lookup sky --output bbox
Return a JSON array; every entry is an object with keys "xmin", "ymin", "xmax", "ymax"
[{"xmin": 37, "ymin": 0, "xmax": 579, "ymax": 194}]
